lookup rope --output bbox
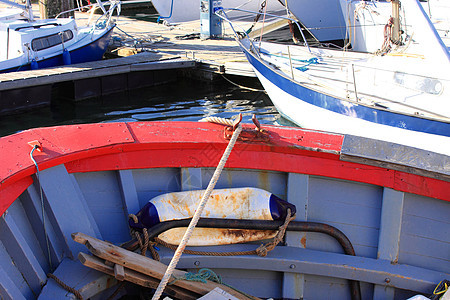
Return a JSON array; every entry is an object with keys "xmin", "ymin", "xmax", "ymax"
[
  {"xmin": 151, "ymin": 121, "xmax": 243, "ymax": 300},
  {"xmin": 221, "ymin": 75, "xmax": 265, "ymax": 92},
  {"xmin": 198, "ymin": 116, "xmax": 234, "ymax": 126},
  {"xmin": 245, "ymin": 0, "xmax": 266, "ymax": 34},
  {"xmin": 168, "ymin": 268, "xmax": 255, "ymax": 300},
  {"xmin": 129, "ymin": 214, "xmax": 160, "ymax": 261},
  {"xmin": 30, "ymin": 145, "xmax": 53, "ymax": 272},
  {"xmin": 169, "ymin": 268, "xmax": 222, "ymax": 285},
  {"xmin": 47, "ymin": 273, "xmax": 83, "ymax": 300},
  {"xmin": 256, "ymin": 208, "xmax": 295, "ymax": 257}
]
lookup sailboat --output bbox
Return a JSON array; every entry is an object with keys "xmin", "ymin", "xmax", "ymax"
[
  {"xmin": 340, "ymin": 0, "xmax": 450, "ymax": 52},
  {"xmin": 151, "ymin": 0, "xmax": 285, "ymax": 24},
  {"xmin": 0, "ymin": 0, "xmax": 120, "ymax": 72},
  {"xmin": 220, "ymin": 0, "xmax": 450, "ymax": 155}
]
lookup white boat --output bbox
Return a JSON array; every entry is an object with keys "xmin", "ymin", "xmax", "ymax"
[
  {"xmin": 151, "ymin": 0, "xmax": 286, "ymax": 24},
  {"xmin": 0, "ymin": 0, "xmax": 120, "ymax": 72},
  {"xmin": 219, "ymin": 0, "xmax": 450, "ymax": 156},
  {"xmin": 340, "ymin": 0, "xmax": 450, "ymax": 53},
  {"xmin": 285, "ymin": 0, "xmax": 347, "ymax": 43}
]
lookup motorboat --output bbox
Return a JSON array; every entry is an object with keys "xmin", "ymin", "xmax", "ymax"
[{"xmin": 0, "ymin": 0, "xmax": 120, "ymax": 72}]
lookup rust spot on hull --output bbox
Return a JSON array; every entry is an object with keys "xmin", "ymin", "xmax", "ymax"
[{"xmin": 300, "ymin": 235, "xmax": 307, "ymax": 248}]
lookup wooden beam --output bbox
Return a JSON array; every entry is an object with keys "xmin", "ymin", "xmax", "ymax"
[
  {"xmin": 79, "ymin": 253, "xmax": 199, "ymax": 300},
  {"xmin": 39, "ymin": 165, "xmax": 101, "ymax": 258},
  {"xmin": 282, "ymin": 173, "xmax": 309, "ymax": 299},
  {"xmin": 114, "ymin": 264, "xmax": 125, "ymax": 281},
  {"xmin": 373, "ymin": 188, "xmax": 404, "ymax": 300},
  {"xmin": 0, "ymin": 213, "xmax": 47, "ymax": 295},
  {"xmin": 73, "ymin": 232, "xmax": 258, "ymax": 299}
]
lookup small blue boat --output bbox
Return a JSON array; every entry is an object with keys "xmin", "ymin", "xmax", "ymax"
[
  {"xmin": 0, "ymin": 120, "xmax": 448, "ymax": 299},
  {"xmin": 0, "ymin": 0, "xmax": 119, "ymax": 73}
]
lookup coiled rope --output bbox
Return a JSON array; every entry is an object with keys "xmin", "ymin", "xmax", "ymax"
[
  {"xmin": 129, "ymin": 214, "xmax": 160, "ymax": 261},
  {"xmin": 151, "ymin": 117, "xmax": 242, "ymax": 300}
]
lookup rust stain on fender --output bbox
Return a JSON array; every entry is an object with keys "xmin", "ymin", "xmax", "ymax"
[{"xmin": 159, "ymin": 228, "xmax": 278, "ymax": 246}]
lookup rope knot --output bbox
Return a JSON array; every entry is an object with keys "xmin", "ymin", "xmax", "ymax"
[
  {"xmin": 255, "ymin": 245, "xmax": 269, "ymax": 257},
  {"xmin": 129, "ymin": 213, "xmax": 139, "ymax": 224}
]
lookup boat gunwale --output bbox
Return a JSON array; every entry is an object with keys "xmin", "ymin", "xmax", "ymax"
[{"xmin": 0, "ymin": 121, "xmax": 448, "ymax": 216}]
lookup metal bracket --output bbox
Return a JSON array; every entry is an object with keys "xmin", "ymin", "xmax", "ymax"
[
  {"xmin": 28, "ymin": 140, "xmax": 43, "ymax": 152},
  {"xmin": 224, "ymin": 114, "xmax": 269, "ymax": 142}
]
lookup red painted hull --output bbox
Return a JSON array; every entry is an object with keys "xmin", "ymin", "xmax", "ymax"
[{"xmin": 1, "ymin": 121, "xmax": 448, "ymax": 216}]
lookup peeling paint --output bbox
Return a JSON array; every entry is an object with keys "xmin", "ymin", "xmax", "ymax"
[{"xmin": 152, "ymin": 188, "xmax": 274, "ymax": 222}]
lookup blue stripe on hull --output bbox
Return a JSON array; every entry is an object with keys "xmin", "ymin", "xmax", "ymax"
[
  {"xmin": 3, "ymin": 26, "xmax": 115, "ymax": 73},
  {"xmin": 241, "ymin": 43, "xmax": 450, "ymax": 137}
]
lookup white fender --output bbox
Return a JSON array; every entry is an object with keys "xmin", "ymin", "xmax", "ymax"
[{"xmin": 131, "ymin": 187, "xmax": 296, "ymax": 246}]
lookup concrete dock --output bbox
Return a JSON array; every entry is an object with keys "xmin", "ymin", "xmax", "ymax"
[{"xmin": 0, "ymin": 8, "xmax": 283, "ymax": 115}]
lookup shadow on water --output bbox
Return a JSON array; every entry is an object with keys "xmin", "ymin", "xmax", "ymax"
[{"xmin": 0, "ymin": 78, "xmax": 281, "ymax": 137}]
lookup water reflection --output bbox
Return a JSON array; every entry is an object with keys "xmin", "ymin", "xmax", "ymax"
[{"xmin": 0, "ymin": 78, "xmax": 280, "ymax": 137}]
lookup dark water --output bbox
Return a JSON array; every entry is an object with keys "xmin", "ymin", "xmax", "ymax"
[
  {"xmin": 0, "ymin": 5, "xmax": 299, "ymax": 138},
  {"xmin": 0, "ymin": 77, "xmax": 282, "ymax": 137}
]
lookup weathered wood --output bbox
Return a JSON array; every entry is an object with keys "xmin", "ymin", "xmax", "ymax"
[
  {"xmin": 0, "ymin": 212, "xmax": 47, "ymax": 295},
  {"xmin": 72, "ymin": 232, "xmax": 258, "ymax": 299},
  {"xmin": 282, "ymin": 173, "xmax": 309, "ymax": 299},
  {"xmin": 181, "ymin": 168, "xmax": 203, "ymax": 191},
  {"xmin": 340, "ymin": 135, "xmax": 450, "ymax": 181},
  {"xmin": 373, "ymin": 188, "xmax": 405, "ymax": 300},
  {"xmin": 21, "ymin": 184, "xmax": 64, "ymax": 267},
  {"xmin": 114, "ymin": 264, "xmax": 125, "ymax": 281},
  {"xmin": 0, "ymin": 265, "xmax": 26, "ymax": 300},
  {"xmin": 118, "ymin": 170, "xmax": 140, "ymax": 217},
  {"xmin": 39, "ymin": 258, "xmax": 117, "ymax": 300},
  {"xmin": 78, "ymin": 253, "xmax": 199, "ymax": 300},
  {"xmin": 40, "ymin": 165, "xmax": 100, "ymax": 258}
]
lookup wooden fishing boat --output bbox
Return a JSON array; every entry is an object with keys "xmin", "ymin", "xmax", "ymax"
[{"xmin": 0, "ymin": 120, "xmax": 448, "ymax": 299}]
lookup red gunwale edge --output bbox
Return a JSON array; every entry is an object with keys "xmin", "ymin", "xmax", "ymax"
[{"xmin": 0, "ymin": 121, "xmax": 448, "ymax": 215}]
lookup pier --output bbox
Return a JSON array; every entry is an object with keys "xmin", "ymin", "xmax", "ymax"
[{"xmin": 0, "ymin": 8, "xmax": 278, "ymax": 115}]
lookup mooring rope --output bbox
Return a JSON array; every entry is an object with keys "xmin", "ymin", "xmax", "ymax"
[
  {"xmin": 198, "ymin": 116, "xmax": 234, "ymax": 126},
  {"xmin": 47, "ymin": 273, "xmax": 83, "ymax": 300},
  {"xmin": 151, "ymin": 118, "xmax": 243, "ymax": 300}
]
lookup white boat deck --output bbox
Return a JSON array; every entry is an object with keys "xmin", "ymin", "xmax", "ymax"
[{"xmin": 258, "ymin": 42, "xmax": 450, "ymax": 122}]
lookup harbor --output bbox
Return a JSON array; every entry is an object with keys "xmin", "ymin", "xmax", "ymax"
[
  {"xmin": 0, "ymin": 6, "xmax": 283, "ymax": 115},
  {"xmin": 0, "ymin": 0, "xmax": 449, "ymax": 300}
]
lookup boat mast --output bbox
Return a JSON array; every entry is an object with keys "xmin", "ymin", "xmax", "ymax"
[{"xmin": 391, "ymin": 0, "xmax": 401, "ymax": 44}]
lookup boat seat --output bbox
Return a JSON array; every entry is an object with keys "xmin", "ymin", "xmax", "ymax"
[{"xmin": 38, "ymin": 257, "xmax": 119, "ymax": 300}]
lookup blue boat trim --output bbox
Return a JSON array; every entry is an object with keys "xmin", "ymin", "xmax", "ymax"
[{"xmin": 240, "ymin": 41, "xmax": 450, "ymax": 137}]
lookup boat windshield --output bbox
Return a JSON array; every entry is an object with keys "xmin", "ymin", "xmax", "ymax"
[{"xmin": 31, "ymin": 29, "xmax": 73, "ymax": 51}]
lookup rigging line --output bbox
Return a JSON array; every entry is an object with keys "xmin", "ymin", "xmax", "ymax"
[
  {"xmin": 30, "ymin": 145, "xmax": 53, "ymax": 272},
  {"xmin": 221, "ymin": 74, "xmax": 265, "ymax": 92},
  {"xmin": 151, "ymin": 117, "xmax": 243, "ymax": 300}
]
